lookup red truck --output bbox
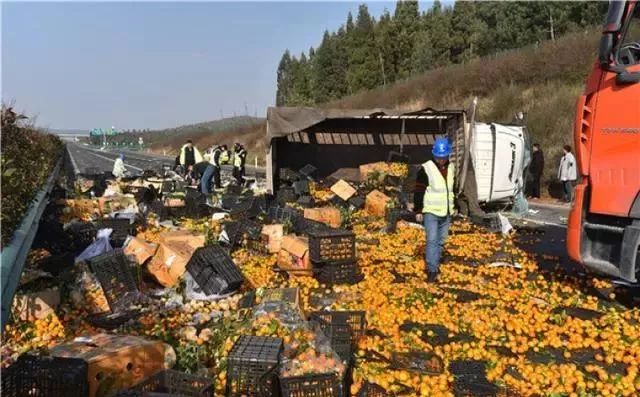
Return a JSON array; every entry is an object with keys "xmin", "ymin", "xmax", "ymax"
[{"xmin": 567, "ymin": 1, "xmax": 640, "ymax": 282}]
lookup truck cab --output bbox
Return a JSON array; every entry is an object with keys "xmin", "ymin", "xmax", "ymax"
[{"xmin": 567, "ymin": 1, "xmax": 640, "ymax": 282}]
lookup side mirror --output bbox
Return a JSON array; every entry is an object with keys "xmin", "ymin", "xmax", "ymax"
[{"xmin": 616, "ymin": 71, "xmax": 640, "ymax": 84}]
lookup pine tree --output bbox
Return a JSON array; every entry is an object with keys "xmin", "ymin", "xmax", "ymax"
[
  {"xmin": 391, "ymin": 0, "xmax": 421, "ymax": 79},
  {"xmin": 276, "ymin": 50, "xmax": 292, "ymax": 106},
  {"xmin": 347, "ymin": 4, "xmax": 382, "ymax": 92}
]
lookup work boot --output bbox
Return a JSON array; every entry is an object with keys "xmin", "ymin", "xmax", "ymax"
[{"xmin": 427, "ymin": 272, "xmax": 439, "ymax": 283}]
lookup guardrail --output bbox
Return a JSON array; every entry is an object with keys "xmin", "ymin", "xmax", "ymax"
[{"xmin": 1, "ymin": 156, "xmax": 63, "ymax": 329}]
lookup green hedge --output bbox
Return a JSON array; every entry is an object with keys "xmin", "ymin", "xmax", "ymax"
[{"xmin": 1, "ymin": 109, "xmax": 63, "ymax": 248}]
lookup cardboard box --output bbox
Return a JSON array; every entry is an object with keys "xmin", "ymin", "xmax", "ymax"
[
  {"xmin": 98, "ymin": 196, "xmax": 138, "ymax": 214},
  {"xmin": 304, "ymin": 207, "xmax": 342, "ymax": 228},
  {"xmin": 365, "ymin": 189, "xmax": 391, "ymax": 217},
  {"xmin": 330, "ymin": 180, "xmax": 357, "ymax": 201},
  {"xmin": 12, "ymin": 287, "xmax": 60, "ymax": 322},
  {"xmin": 277, "ymin": 235, "xmax": 311, "ymax": 272},
  {"xmin": 147, "ymin": 240, "xmax": 197, "ymax": 287},
  {"xmin": 50, "ymin": 333, "xmax": 169, "ymax": 397},
  {"xmin": 261, "ymin": 224, "xmax": 284, "ymax": 253},
  {"xmin": 260, "ymin": 287, "xmax": 304, "ymax": 317},
  {"xmin": 359, "ymin": 162, "xmax": 390, "ymax": 182},
  {"xmin": 124, "ymin": 237, "xmax": 158, "ymax": 265},
  {"xmin": 158, "ymin": 230, "xmax": 205, "ymax": 250}
]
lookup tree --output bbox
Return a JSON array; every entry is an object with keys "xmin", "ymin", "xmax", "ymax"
[
  {"xmin": 346, "ymin": 4, "xmax": 382, "ymax": 92},
  {"xmin": 276, "ymin": 50, "xmax": 292, "ymax": 106},
  {"xmin": 390, "ymin": 0, "xmax": 421, "ymax": 79}
]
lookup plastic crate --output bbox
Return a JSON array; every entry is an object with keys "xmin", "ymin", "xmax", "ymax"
[
  {"xmin": 315, "ymin": 261, "xmax": 362, "ymax": 286},
  {"xmin": 246, "ymin": 238, "xmax": 269, "ymax": 255},
  {"xmin": 87, "ymin": 310, "xmax": 141, "ymax": 330},
  {"xmin": 280, "ymin": 371, "xmax": 346, "ymax": 397},
  {"xmin": 2, "ymin": 354, "xmax": 89, "ymax": 397},
  {"xmin": 86, "ymin": 249, "xmax": 139, "ymax": 312},
  {"xmin": 449, "ymin": 360, "xmax": 488, "ymax": 376},
  {"xmin": 385, "ymin": 209, "xmax": 415, "ymax": 233},
  {"xmin": 387, "ymin": 151, "xmax": 410, "ymax": 164},
  {"xmin": 115, "ymin": 369, "xmax": 213, "ymax": 397},
  {"xmin": 230, "ymin": 197, "xmax": 258, "ymax": 218},
  {"xmin": 186, "ymin": 245, "xmax": 244, "ymax": 295},
  {"xmin": 348, "ymin": 196, "xmax": 365, "ymax": 210},
  {"xmin": 68, "ymin": 222, "xmax": 97, "ymax": 252},
  {"xmin": 310, "ymin": 311, "xmax": 366, "ymax": 362},
  {"xmin": 292, "ymin": 180, "xmax": 310, "ymax": 196},
  {"xmin": 267, "ymin": 205, "xmax": 302, "ymax": 224},
  {"xmin": 224, "ymin": 219, "xmax": 263, "ymax": 247},
  {"xmin": 280, "ymin": 168, "xmax": 301, "ymax": 182},
  {"xmin": 184, "ymin": 188, "xmax": 211, "ymax": 218},
  {"xmin": 308, "ymin": 228, "xmax": 356, "ymax": 264},
  {"xmin": 293, "ymin": 217, "xmax": 326, "ymax": 235},
  {"xmin": 277, "ymin": 187, "xmax": 297, "ymax": 204},
  {"xmin": 356, "ymin": 382, "xmax": 389, "ymax": 397},
  {"xmin": 453, "ymin": 374, "xmax": 500, "ymax": 397},
  {"xmin": 298, "ymin": 164, "xmax": 318, "ymax": 179},
  {"xmin": 226, "ymin": 336, "xmax": 283, "ymax": 397},
  {"xmin": 297, "ymin": 196, "xmax": 315, "ymax": 208},
  {"xmin": 97, "ymin": 218, "xmax": 131, "ymax": 247}
]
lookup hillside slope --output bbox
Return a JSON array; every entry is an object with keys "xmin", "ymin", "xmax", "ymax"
[{"xmin": 150, "ymin": 29, "xmax": 599, "ymax": 177}]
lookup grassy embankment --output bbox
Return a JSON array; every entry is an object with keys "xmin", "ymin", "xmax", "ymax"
[{"xmin": 151, "ymin": 29, "xmax": 599, "ymax": 179}]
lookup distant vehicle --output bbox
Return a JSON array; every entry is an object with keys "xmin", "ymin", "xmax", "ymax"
[{"xmin": 567, "ymin": 1, "xmax": 640, "ymax": 283}]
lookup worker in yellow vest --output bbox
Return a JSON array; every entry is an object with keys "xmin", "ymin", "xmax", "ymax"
[
  {"xmin": 232, "ymin": 142, "xmax": 247, "ymax": 185},
  {"xmin": 414, "ymin": 137, "xmax": 455, "ymax": 283}
]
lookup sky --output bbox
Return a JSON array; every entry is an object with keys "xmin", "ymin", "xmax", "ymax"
[{"xmin": 2, "ymin": 1, "xmax": 434, "ymax": 131}]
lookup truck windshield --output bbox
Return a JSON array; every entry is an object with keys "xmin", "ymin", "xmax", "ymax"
[{"xmin": 616, "ymin": 4, "xmax": 640, "ymax": 65}]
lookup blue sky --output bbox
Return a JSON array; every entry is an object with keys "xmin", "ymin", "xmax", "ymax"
[{"xmin": 2, "ymin": 1, "xmax": 434, "ymax": 130}]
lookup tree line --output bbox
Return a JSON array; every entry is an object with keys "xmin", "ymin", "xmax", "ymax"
[{"xmin": 276, "ymin": 1, "xmax": 606, "ymax": 106}]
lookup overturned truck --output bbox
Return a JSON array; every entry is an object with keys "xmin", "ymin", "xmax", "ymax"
[{"xmin": 265, "ymin": 106, "xmax": 529, "ymax": 215}]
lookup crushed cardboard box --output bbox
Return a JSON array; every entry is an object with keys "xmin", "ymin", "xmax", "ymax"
[
  {"xmin": 124, "ymin": 237, "xmax": 158, "ymax": 265},
  {"xmin": 12, "ymin": 287, "xmax": 60, "ymax": 322},
  {"xmin": 365, "ymin": 189, "xmax": 391, "ymax": 217},
  {"xmin": 261, "ymin": 224, "xmax": 284, "ymax": 253},
  {"xmin": 50, "ymin": 333, "xmax": 171, "ymax": 397},
  {"xmin": 304, "ymin": 207, "xmax": 342, "ymax": 228},
  {"xmin": 277, "ymin": 235, "xmax": 311, "ymax": 275},
  {"xmin": 330, "ymin": 179, "xmax": 357, "ymax": 201},
  {"xmin": 147, "ymin": 231, "xmax": 204, "ymax": 287},
  {"xmin": 359, "ymin": 162, "xmax": 390, "ymax": 182}
]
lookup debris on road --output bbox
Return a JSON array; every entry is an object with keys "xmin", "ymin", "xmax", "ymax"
[{"xmin": 2, "ymin": 163, "xmax": 639, "ymax": 397}]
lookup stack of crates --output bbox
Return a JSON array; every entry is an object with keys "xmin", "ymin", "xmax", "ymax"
[{"xmin": 307, "ymin": 227, "xmax": 360, "ymax": 286}]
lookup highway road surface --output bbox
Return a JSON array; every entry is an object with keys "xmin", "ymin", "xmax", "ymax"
[{"xmin": 66, "ymin": 143, "xmax": 265, "ymax": 177}]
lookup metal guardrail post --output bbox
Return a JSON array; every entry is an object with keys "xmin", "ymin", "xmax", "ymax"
[{"xmin": 1, "ymin": 155, "xmax": 63, "ymax": 329}]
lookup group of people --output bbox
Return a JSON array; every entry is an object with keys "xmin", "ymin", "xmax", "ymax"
[
  {"xmin": 527, "ymin": 143, "xmax": 577, "ymax": 203},
  {"xmin": 174, "ymin": 140, "xmax": 248, "ymax": 194}
]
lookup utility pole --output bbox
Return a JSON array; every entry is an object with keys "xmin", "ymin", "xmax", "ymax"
[{"xmin": 548, "ymin": 6, "xmax": 555, "ymax": 42}]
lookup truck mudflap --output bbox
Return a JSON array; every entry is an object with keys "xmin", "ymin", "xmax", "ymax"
[{"xmin": 570, "ymin": 183, "xmax": 640, "ymax": 282}]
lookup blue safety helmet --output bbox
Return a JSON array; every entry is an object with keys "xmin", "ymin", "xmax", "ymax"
[
  {"xmin": 119, "ymin": 153, "xmax": 125, "ymax": 160},
  {"xmin": 432, "ymin": 137, "xmax": 451, "ymax": 159}
]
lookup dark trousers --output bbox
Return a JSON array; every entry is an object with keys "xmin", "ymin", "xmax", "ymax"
[
  {"xmin": 531, "ymin": 174, "xmax": 541, "ymax": 198},
  {"xmin": 213, "ymin": 166, "xmax": 221, "ymax": 189},
  {"xmin": 562, "ymin": 180, "xmax": 575, "ymax": 202},
  {"xmin": 233, "ymin": 166, "xmax": 245, "ymax": 185}
]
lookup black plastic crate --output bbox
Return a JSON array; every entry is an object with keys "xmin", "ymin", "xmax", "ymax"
[
  {"xmin": 315, "ymin": 261, "xmax": 362, "ymax": 286},
  {"xmin": 226, "ymin": 336, "xmax": 283, "ymax": 397},
  {"xmin": 293, "ymin": 180, "xmax": 310, "ymax": 196},
  {"xmin": 390, "ymin": 352, "xmax": 444, "ymax": 375},
  {"xmin": 68, "ymin": 222, "xmax": 97, "ymax": 252},
  {"xmin": 226, "ymin": 184, "xmax": 243, "ymax": 195},
  {"xmin": 308, "ymin": 228, "xmax": 356, "ymax": 264},
  {"xmin": 280, "ymin": 168, "xmax": 301, "ymax": 182},
  {"xmin": 267, "ymin": 205, "xmax": 302, "ymax": 224},
  {"xmin": 298, "ymin": 164, "xmax": 317, "ymax": 179},
  {"xmin": 116, "ymin": 369, "xmax": 213, "ymax": 397},
  {"xmin": 277, "ymin": 187, "xmax": 297, "ymax": 204},
  {"xmin": 230, "ymin": 197, "xmax": 258, "ymax": 218},
  {"xmin": 356, "ymin": 382, "xmax": 389, "ymax": 397},
  {"xmin": 280, "ymin": 371, "xmax": 346, "ymax": 397},
  {"xmin": 297, "ymin": 196, "xmax": 315, "ymax": 208},
  {"xmin": 186, "ymin": 245, "xmax": 244, "ymax": 295},
  {"xmin": 387, "ymin": 151, "xmax": 410, "ymax": 164},
  {"xmin": 2, "ymin": 354, "xmax": 89, "ymax": 397},
  {"xmin": 310, "ymin": 311, "xmax": 366, "ymax": 362},
  {"xmin": 185, "ymin": 188, "xmax": 211, "ymax": 218},
  {"xmin": 348, "ymin": 196, "xmax": 365, "ymax": 210},
  {"xmin": 449, "ymin": 360, "xmax": 488, "ymax": 376},
  {"xmin": 453, "ymin": 374, "xmax": 501, "ymax": 397},
  {"xmin": 224, "ymin": 219, "xmax": 263, "ymax": 247},
  {"xmin": 293, "ymin": 217, "xmax": 326, "ymax": 235},
  {"xmin": 385, "ymin": 209, "xmax": 416, "ymax": 233},
  {"xmin": 86, "ymin": 249, "xmax": 139, "ymax": 312},
  {"xmin": 97, "ymin": 218, "xmax": 132, "ymax": 247},
  {"xmin": 87, "ymin": 310, "xmax": 141, "ymax": 330}
]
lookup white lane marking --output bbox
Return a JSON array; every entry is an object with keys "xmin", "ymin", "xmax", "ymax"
[
  {"xmin": 83, "ymin": 150, "xmax": 144, "ymax": 171},
  {"xmin": 67, "ymin": 145, "xmax": 81, "ymax": 174}
]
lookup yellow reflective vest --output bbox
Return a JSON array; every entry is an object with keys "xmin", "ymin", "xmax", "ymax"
[
  {"xmin": 422, "ymin": 160, "xmax": 455, "ymax": 217},
  {"xmin": 233, "ymin": 149, "xmax": 246, "ymax": 168},
  {"xmin": 179, "ymin": 144, "xmax": 203, "ymax": 165}
]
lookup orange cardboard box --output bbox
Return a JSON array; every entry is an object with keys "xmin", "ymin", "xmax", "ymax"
[
  {"xmin": 50, "ymin": 333, "xmax": 170, "ymax": 397},
  {"xmin": 261, "ymin": 224, "xmax": 284, "ymax": 253},
  {"xmin": 359, "ymin": 162, "xmax": 390, "ymax": 182},
  {"xmin": 147, "ymin": 240, "xmax": 197, "ymax": 287},
  {"xmin": 365, "ymin": 189, "xmax": 391, "ymax": 217},
  {"xmin": 124, "ymin": 237, "xmax": 158, "ymax": 265},
  {"xmin": 158, "ymin": 230, "xmax": 205, "ymax": 250},
  {"xmin": 277, "ymin": 235, "xmax": 311, "ymax": 273},
  {"xmin": 330, "ymin": 179, "xmax": 357, "ymax": 201},
  {"xmin": 304, "ymin": 207, "xmax": 342, "ymax": 228},
  {"xmin": 12, "ymin": 287, "xmax": 60, "ymax": 322}
]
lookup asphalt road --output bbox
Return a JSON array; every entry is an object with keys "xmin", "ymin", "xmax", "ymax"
[{"xmin": 66, "ymin": 143, "xmax": 266, "ymax": 177}]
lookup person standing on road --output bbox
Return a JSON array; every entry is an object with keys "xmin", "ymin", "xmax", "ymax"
[
  {"xmin": 210, "ymin": 145, "xmax": 224, "ymax": 190},
  {"xmin": 179, "ymin": 140, "xmax": 203, "ymax": 172},
  {"xmin": 558, "ymin": 145, "xmax": 577, "ymax": 203},
  {"xmin": 232, "ymin": 142, "xmax": 247, "ymax": 185},
  {"xmin": 529, "ymin": 143, "xmax": 545, "ymax": 199},
  {"xmin": 414, "ymin": 137, "xmax": 455, "ymax": 283},
  {"xmin": 112, "ymin": 153, "xmax": 127, "ymax": 179}
]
